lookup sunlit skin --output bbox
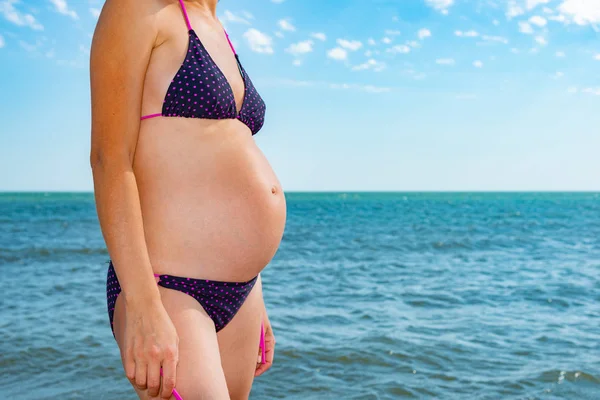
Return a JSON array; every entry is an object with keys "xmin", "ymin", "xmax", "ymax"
[{"xmin": 90, "ymin": 0, "xmax": 285, "ymax": 398}]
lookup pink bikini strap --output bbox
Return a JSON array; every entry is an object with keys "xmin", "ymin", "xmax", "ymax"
[
  {"xmin": 179, "ymin": 0, "xmax": 234, "ymax": 54},
  {"xmin": 141, "ymin": 113, "xmax": 162, "ymax": 120},
  {"xmin": 178, "ymin": 0, "xmax": 193, "ymax": 31},
  {"xmin": 224, "ymin": 30, "xmax": 236, "ymax": 55}
]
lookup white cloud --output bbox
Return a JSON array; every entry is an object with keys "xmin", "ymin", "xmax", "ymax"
[
  {"xmin": 275, "ymin": 31, "xmax": 284, "ymax": 38},
  {"xmin": 0, "ymin": 34, "xmax": 4, "ymax": 48},
  {"xmin": 278, "ymin": 18, "xmax": 296, "ymax": 32},
  {"xmin": 418, "ymin": 28, "xmax": 431, "ymax": 39},
  {"xmin": 558, "ymin": 0, "xmax": 600, "ymax": 25},
  {"xmin": 382, "ymin": 37, "xmax": 392, "ymax": 44},
  {"xmin": 243, "ymin": 29, "xmax": 273, "ymax": 54},
  {"xmin": 594, "ymin": 54, "xmax": 600, "ymax": 60},
  {"xmin": 455, "ymin": 30, "xmax": 479, "ymax": 37},
  {"xmin": 387, "ymin": 44, "xmax": 411, "ymax": 54},
  {"xmin": 473, "ymin": 60, "xmax": 483, "ymax": 68},
  {"xmin": 551, "ymin": 71, "xmax": 564, "ymax": 79},
  {"xmin": 481, "ymin": 35, "xmax": 509, "ymax": 44},
  {"xmin": 367, "ymin": 38, "xmax": 376, "ymax": 46},
  {"xmin": 56, "ymin": 58, "xmax": 85, "ymax": 68},
  {"xmin": 329, "ymin": 83, "xmax": 353, "ymax": 90},
  {"xmin": 567, "ymin": 86, "xmax": 578, "ymax": 93},
  {"xmin": 352, "ymin": 58, "xmax": 386, "ymax": 72},
  {"xmin": 436, "ymin": 58, "xmax": 455, "ymax": 65},
  {"xmin": 362, "ymin": 85, "xmax": 392, "ymax": 93},
  {"xmin": 49, "ymin": 0, "xmax": 78, "ymax": 19},
  {"xmin": 507, "ymin": 0, "xmax": 551, "ymax": 18},
  {"xmin": 89, "ymin": 8, "xmax": 100, "ymax": 18},
  {"xmin": 286, "ymin": 40, "xmax": 313, "ymax": 56},
  {"xmin": 0, "ymin": 0, "xmax": 44, "ymax": 30},
  {"xmin": 555, "ymin": 51, "xmax": 566, "ymax": 57},
  {"xmin": 329, "ymin": 83, "xmax": 392, "ymax": 93},
  {"xmin": 327, "ymin": 47, "xmax": 347, "ymax": 61},
  {"xmin": 19, "ymin": 39, "xmax": 38, "ymax": 52},
  {"xmin": 241, "ymin": 11, "xmax": 254, "ymax": 20},
  {"xmin": 222, "ymin": 10, "xmax": 251, "ymax": 25},
  {"xmin": 271, "ymin": 79, "xmax": 315, "ymax": 87},
  {"xmin": 425, "ymin": 0, "xmax": 453, "ymax": 15},
  {"xmin": 582, "ymin": 87, "xmax": 600, "ymax": 95},
  {"xmin": 337, "ymin": 39, "xmax": 362, "ymax": 51},
  {"xmin": 506, "ymin": 1, "xmax": 525, "ymax": 18},
  {"xmin": 529, "ymin": 15, "xmax": 547, "ymax": 26},
  {"xmin": 519, "ymin": 21, "xmax": 534, "ymax": 34},
  {"xmin": 535, "ymin": 35, "xmax": 547, "ymax": 45},
  {"xmin": 385, "ymin": 29, "xmax": 401, "ymax": 35},
  {"xmin": 407, "ymin": 40, "xmax": 420, "ymax": 47},
  {"xmin": 526, "ymin": 0, "xmax": 550, "ymax": 10},
  {"xmin": 402, "ymin": 69, "xmax": 427, "ymax": 80},
  {"xmin": 311, "ymin": 32, "xmax": 326, "ymax": 41},
  {"xmin": 548, "ymin": 14, "xmax": 567, "ymax": 22},
  {"xmin": 292, "ymin": 59, "xmax": 301, "ymax": 66}
]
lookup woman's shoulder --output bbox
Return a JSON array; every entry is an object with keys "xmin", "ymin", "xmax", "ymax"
[
  {"xmin": 93, "ymin": 0, "xmax": 185, "ymax": 56},
  {"xmin": 94, "ymin": 0, "xmax": 179, "ymax": 36}
]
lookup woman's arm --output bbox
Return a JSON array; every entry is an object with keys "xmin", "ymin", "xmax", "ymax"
[
  {"xmin": 90, "ymin": 1, "xmax": 179, "ymax": 399},
  {"xmin": 90, "ymin": 0, "xmax": 158, "ymax": 307}
]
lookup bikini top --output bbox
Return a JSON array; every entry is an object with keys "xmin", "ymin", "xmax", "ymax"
[{"xmin": 141, "ymin": 0, "xmax": 266, "ymax": 136}]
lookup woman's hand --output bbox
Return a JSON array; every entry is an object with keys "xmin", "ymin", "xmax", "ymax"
[
  {"xmin": 122, "ymin": 297, "xmax": 180, "ymax": 399},
  {"xmin": 255, "ymin": 307, "xmax": 275, "ymax": 377}
]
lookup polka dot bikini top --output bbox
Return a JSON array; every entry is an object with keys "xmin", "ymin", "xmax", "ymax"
[{"xmin": 141, "ymin": 0, "xmax": 266, "ymax": 136}]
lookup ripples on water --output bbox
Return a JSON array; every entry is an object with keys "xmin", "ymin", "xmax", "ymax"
[{"xmin": 1, "ymin": 192, "xmax": 599, "ymax": 399}]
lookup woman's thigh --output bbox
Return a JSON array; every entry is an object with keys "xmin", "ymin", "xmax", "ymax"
[
  {"xmin": 217, "ymin": 277, "xmax": 264, "ymax": 400},
  {"xmin": 113, "ymin": 284, "xmax": 230, "ymax": 400}
]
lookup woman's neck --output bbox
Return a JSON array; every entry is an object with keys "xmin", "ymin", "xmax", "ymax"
[{"xmin": 185, "ymin": 0, "xmax": 218, "ymax": 17}]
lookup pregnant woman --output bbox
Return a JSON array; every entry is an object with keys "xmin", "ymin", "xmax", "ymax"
[{"xmin": 90, "ymin": 0, "xmax": 286, "ymax": 399}]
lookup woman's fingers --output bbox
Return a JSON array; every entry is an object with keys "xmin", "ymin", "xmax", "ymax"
[
  {"xmin": 160, "ymin": 358, "xmax": 178, "ymax": 399},
  {"xmin": 254, "ymin": 351, "xmax": 271, "ymax": 376},
  {"xmin": 255, "ymin": 330, "xmax": 276, "ymax": 377},
  {"xmin": 134, "ymin": 357, "xmax": 148, "ymax": 390},
  {"xmin": 256, "ymin": 315, "xmax": 276, "ymax": 376},
  {"xmin": 123, "ymin": 343, "xmax": 137, "ymax": 385},
  {"xmin": 146, "ymin": 354, "xmax": 162, "ymax": 398},
  {"xmin": 267, "ymin": 335, "xmax": 275, "ymax": 365},
  {"xmin": 120, "ymin": 300, "xmax": 180, "ymax": 398},
  {"xmin": 264, "ymin": 322, "xmax": 276, "ymax": 366}
]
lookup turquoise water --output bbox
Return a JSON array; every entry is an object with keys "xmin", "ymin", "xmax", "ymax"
[{"xmin": 1, "ymin": 192, "xmax": 599, "ymax": 399}]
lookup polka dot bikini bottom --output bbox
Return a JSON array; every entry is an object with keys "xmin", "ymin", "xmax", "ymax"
[{"xmin": 106, "ymin": 260, "xmax": 258, "ymax": 336}]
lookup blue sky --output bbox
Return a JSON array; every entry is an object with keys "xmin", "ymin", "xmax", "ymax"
[{"xmin": 0, "ymin": 0, "xmax": 598, "ymax": 191}]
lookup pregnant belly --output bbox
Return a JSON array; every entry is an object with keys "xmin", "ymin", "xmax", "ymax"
[{"xmin": 134, "ymin": 121, "xmax": 286, "ymax": 281}]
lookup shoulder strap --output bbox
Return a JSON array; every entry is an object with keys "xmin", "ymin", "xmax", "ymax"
[
  {"xmin": 224, "ymin": 30, "xmax": 236, "ymax": 55},
  {"xmin": 178, "ymin": 0, "xmax": 235, "ymax": 55},
  {"xmin": 178, "ymin": 0, "xmax": 193, "ymax": 31}
]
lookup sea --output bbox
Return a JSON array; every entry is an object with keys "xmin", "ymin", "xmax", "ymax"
[{"xmin": 1, "ymin": 192, "xmax": 599, "ymax": 400}]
